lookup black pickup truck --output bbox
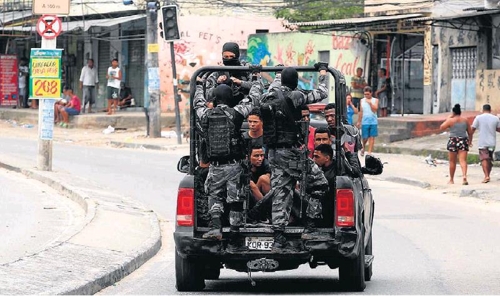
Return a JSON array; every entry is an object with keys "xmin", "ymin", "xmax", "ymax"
[{"xmin": 174, "ymin": 66, "xmax": 376, "ymax": 292}]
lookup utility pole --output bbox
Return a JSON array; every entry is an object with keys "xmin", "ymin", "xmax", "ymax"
[
  {"xmin": 146, "ymin": 1, "xmax": 161, "ymax": 138},
  {"xmin": 32, "ymin": 15, "xmax": 64, "ymax": 171},
  {"xmin": 170, "ymin": 41, "xmax": 182, "ymax": 144}
]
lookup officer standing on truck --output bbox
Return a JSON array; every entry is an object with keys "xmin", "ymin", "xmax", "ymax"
[
  {"xmin": 260, "ymin": 64, "xmax": 330, "ymax": 253},
  {"xmin": 204, "ymin": 42, "xmax": 252, "ymax": 107},
  {"xmin": 194, "ymin": 76, "xmax": 263, "ymax": 251}
]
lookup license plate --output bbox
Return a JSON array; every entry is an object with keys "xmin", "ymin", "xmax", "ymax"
[{"xmin": 245, "ymin": 237, "xmax": 274, "ymax": 251}]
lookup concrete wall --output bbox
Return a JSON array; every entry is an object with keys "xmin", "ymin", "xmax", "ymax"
[{"xmin": 430, "ymin": 22, "xmax": 487, "ymax": 113}]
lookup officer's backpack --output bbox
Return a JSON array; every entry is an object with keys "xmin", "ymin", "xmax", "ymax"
[
  {"xmin": 206, "ymin": 107, "xmax": 235, "ymax": 159},
  {"xmin": 260, "ymin": 89, "xmax": 301, "ymax": 147}
]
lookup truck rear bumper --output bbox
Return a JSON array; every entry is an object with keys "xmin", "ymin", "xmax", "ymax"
[{"xmin": 174, "ymin": 230, "xmax": 358, "ymax": 259}]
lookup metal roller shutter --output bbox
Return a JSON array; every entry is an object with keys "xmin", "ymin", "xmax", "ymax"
[
  {"xmin": 97, "ymin": 36, "xmax": 110, "ymax": 109},
  {"xmin": 126, "ymin": 31, "xmax": 145, "ymax": 107}
]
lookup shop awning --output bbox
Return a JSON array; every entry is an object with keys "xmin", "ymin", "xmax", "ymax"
[
  {"xmin": 402, "ymin": 8, "xmax": 500, "ymax": 22},
  {"xmin": 286, "ymin": 13, "xmax": 425, "ymax": 31},
  {"xmin": 3, "ymin": 14, "xmax": 146, "ymax": 33}
]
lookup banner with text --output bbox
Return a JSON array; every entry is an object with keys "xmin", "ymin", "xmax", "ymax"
[
  {"xmin": 30, "ymin": 48, "xmax": 63, "ymax": 99},
  {"xmin": 0, "ymin": 55, "xmax": 19, "ymax": 107}
]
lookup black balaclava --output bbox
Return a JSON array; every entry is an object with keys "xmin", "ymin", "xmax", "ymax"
[
  {"xmin": 214, "ymin": 84, "xmax": 233, "ymax": 106},
  {"xmin": 222, "ymin": 42, "xmax": 241, "ymax": 66},
  {"xmin": 281, "ymin": 67, "xmax": 298, "ymax": 90}
]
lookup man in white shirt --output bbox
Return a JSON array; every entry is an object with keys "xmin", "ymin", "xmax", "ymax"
[
  {"xmin": 471, "ymin": 104, "xmax": 500, "ymax": 183},
  {"xmin": 79, "ymin": 59, "xmax": 99, "ymax": 113}
]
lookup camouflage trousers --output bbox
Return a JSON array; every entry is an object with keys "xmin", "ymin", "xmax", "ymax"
[
  {"xmin": 266, "ymin": 148, "xmax": 328, "ymax": 229},
  {"xmin": 205, "ymin": 162, "xmax": 244, "ymax": 226}
]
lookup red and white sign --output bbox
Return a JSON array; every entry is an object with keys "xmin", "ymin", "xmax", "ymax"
[
  {"xmin": 0, "ymin": 55, "xmax": 19, "ymax": 107},
  {"xmin": 36, "ymin": 15, "xmax": 63, "ymax": 39}
]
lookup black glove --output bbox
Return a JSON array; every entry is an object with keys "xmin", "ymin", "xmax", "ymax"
[
  {"xmin": 249, "ymin": 64, "xmax": 262, "ymax": 74},
  {"xmin": 314, "ymin": 62, "xmax": 328, "ymax": 72},
  {"xmin": 275, "ymin": 64, "xmax": 284, "ymax": 74}
]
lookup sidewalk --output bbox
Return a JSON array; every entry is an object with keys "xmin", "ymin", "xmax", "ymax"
[
  {"xmin": 370, "ymin": 153, "xmax": 500, "ymax": 201},
  {"xmin": 0, "ymin": 169, "xmax": 84, "ymax": 265},
  {"xmin": 0, "ymin": 154, "xmax": 161, "ymax": 294},
  {"xmin": 0, "ymin": 108, "xmax": 188, "ymax": 129},
  {"xmin": 0, "ymin": 119, "xmax": 189, "ymax": 151},
  {"xmin": 374, "ymin": 131, "xmax": 500, "ymax": 164}
]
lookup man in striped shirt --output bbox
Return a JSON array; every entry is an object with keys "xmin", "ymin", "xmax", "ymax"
[{"xmin": 350, "ymin": 67, "xmax": 367, "ymax": 109}]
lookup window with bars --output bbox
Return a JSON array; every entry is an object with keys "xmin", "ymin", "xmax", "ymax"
[{"xmin": 451, "ymin": 47, "xmax": 477, "ymax": 80}]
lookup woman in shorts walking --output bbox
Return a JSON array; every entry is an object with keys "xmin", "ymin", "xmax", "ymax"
[{"xmin": 440, "ymin": 104, "xmax": 473, "ymax": 185}]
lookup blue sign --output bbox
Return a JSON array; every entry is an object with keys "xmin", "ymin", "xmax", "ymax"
[
  {"xmin": 30, "ymin": 48, "xmax": 63, "ymax": 58},
  {"xmin": 40, "ymin": 99, "xmax": 56, "ymax": 140},
  {"xmin": 148, "ymin": 67, "xmax": 160, "ymax": 91}
]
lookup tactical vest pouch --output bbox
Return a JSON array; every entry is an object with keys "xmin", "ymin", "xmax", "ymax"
[
  {"xmin": 207, "ymin": 112, "xmax": 231, "ymax": 159},
  {"xmin": 261, "ymin": 104, "xmax": 277, "ymax": 146}
]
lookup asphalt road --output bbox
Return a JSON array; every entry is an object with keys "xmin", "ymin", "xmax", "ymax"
[{"xmin": 2, "ymin": 137, "xmax": 500, "ymax": 294}]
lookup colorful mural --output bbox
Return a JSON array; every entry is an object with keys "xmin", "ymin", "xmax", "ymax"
[
  {"xmin": 247, "ymin": 32, "xmax": 369, "ymax": 102},
  {"xmin": 159, "ymin": 16, "xmax": 286, "ymax": 112}
]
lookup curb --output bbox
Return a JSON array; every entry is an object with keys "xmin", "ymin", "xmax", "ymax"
[
  {"xmin": 374, "ymin": 145, "xmax": 500, "ymax": 167},
  {"xmin": 383, "ymin": 176, "xmax": 431, "ymax": 188},
  {"xmin": 0, "ymin": 160, "xmax": 161, "ymax": 294},
  {"xmin": 110, "ymin": 140, "xmax": 189, "ymax": 151}
]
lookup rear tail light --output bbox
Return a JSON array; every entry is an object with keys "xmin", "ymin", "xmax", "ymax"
[
  {"xmin": 176, "ymin": 188, "xmax": 194, "ymax": 227},
  {"xmin": 336, "ymin": 189, "xmax": 354, "ymax": 227}
]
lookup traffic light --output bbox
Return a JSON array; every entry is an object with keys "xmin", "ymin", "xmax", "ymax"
[{"xmin": 159, "ymin": 5, "xmax": 180, "ymax": 42}]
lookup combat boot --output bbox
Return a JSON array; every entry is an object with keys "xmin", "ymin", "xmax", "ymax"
[
  {"xmin": 202, "ymin": 214, "xmax": 223, "ymax": 240},
  {"xmin": 301, "ymin": 219, "xmax": 331, "ymax": 240},
  {"xmin": 226, "ymin": 226, "xmax": 248, "ymax": 253},
  {"xmin": 271, "ymin": 229, "xmax": 300, "ymax": 253}
]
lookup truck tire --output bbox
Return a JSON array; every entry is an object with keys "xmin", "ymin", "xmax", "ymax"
[
  {"xmin": 365, "ymin": 232, "xmax": 373, "ymax": 281},
  {"xmin": 339, "ymin": 232, "xmax": 366, "ymax": 292},
  {"xmin": 204, "ymin": 266, "xmax": 221, "ymax": 280},
  {"xmin": 175, "ymin": 249, "xmax": 205, "ymax": 291}
]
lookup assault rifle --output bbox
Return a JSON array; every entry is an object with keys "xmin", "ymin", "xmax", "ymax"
[
  {"xmin": 297, "ymin": 119, "xmax": 310, "ymax": 219},
  {"xmin": 239, "ymin": 158, "xmax": 251, "ymax": 226}
]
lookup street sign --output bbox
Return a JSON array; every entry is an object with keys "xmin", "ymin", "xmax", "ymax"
[
  {"xmin": 30, "ymin": 48, "xmax": 63, "ymax": 99},
  {"xmin": 36, "ymin": 15, "xmax": 63, "ymax": 39},
  {"xmin": 33, "ymin": 0, "xmax": 70, "ymax": 15}
]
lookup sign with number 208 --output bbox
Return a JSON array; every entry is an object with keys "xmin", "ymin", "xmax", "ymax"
[{"xmin": 31, "ymin": 78, "xmax": 61, "ymax": 98}]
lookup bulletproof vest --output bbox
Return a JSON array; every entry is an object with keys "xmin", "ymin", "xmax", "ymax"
[
  {"xmin": 260, "ymin": 89, "xmax": 301, "ymax": 147},
  {"xmin": 203, "ymin": 106, "xmax": 243, "ymax": 161}
]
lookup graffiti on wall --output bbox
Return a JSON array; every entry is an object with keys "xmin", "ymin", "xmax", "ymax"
[
  {"xmin": 476, "ymin": 69, "xmax": 500, "ymax": 113},
  {"xmin": 159, "ymin": 16, "xmax": 286, "ymax": 112},
  {"xmin": 247, "ymin": 32, "xmax": 368, "ymax": 100}
]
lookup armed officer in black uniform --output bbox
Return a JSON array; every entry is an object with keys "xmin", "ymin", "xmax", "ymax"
[
  {"xmin": 258, "ymin": 63, "xmax": 330, "ymax": 253},
  {"xmin": 194, "ymin": 77, "xmax": 263, "ymax": 251}
]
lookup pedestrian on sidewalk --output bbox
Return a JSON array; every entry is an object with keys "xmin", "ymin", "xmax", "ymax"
[
  {"xmin": 375, "ymin": 68, "xmax": 389, "ymax": 117},
  {"xmin": 471, "ymin": 104, "xmax": 500, "ymax": 183},
  {"xmin": 440, "ymin": 104, "xmax": 473, "ymax": 185},
  {"xmin": 18, "ymin": 58, "xmax": 29, "ymax": 108},
  {"xmin": 106, "ymin": 59, "xmax": 122, "ymax": 115},
  {"xmin": 350, "ymin": 67, "xmax": 366, "ymax": 109},
  {"xmin": 59, "ymin": 86, "xmax": 81, "ymax": 128},
  {"xmin": 357, "ymin": 86, "xmax": 379, "ymax": 156},
  {"xmin": 79, "ymin": 58, "xmax": 99, "ymax": 114}
]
